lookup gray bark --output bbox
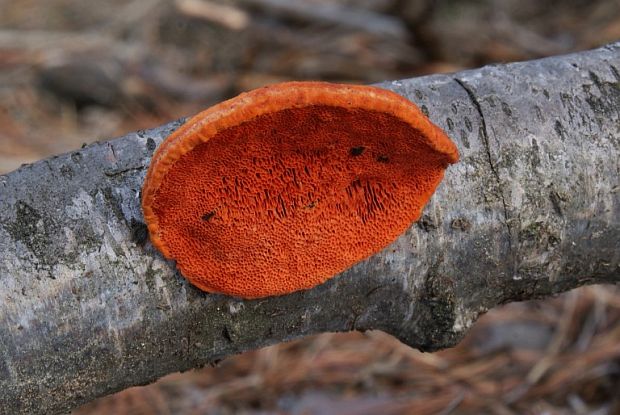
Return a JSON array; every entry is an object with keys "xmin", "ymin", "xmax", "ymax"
[{"xmin": 1, "ymin": 43, "xmax": 619, "ymax": 414}]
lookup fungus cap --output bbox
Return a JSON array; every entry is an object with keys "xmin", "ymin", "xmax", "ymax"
[{"xmin": 142, "ymin": 81, "xmax": 458, "ymax": 298}]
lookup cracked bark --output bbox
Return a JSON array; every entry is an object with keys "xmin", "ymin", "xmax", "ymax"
[
  {"xmin": 453, "ymin": 77, "xmax": 514, "ymax": 252},
  {"xmin": 1, "ymin": 43, "xmax": 619, "ymax": 414}
]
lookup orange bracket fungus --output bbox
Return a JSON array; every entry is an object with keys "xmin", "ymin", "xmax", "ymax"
[{"xmin": 142, "ymin": 81, "xmax": 459, "ymax": 298}]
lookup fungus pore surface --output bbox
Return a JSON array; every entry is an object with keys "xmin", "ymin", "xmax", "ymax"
[{"xmin": 142, "ymin": 82, "xmax": 458, "ymax": 298}]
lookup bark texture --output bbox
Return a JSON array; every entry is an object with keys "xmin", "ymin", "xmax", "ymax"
[{"xmin": 1, "ymin": 43, "xmax": 619, "ymax": 414}]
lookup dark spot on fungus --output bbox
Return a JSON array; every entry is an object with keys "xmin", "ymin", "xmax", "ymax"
[
  {"xmin": 350, "ymin": 146, "xmax": 365, "ymax": 156},
  {"xmin": 142, "ymin": 81, "xmax": 459, "ymax": 298},
  {"xmin": 202, "ymin": 211, "xmax": 215, "ymax": 221}
]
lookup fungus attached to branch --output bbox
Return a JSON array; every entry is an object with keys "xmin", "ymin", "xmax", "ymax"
[{"xmin": 142, "ymin": 81, "xmax": 459, "ymax": 298}]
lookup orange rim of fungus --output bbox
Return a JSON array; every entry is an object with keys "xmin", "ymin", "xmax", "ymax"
[{"xmin": 142, "ymin": 81, "xmax": 459, "ymax": 298}]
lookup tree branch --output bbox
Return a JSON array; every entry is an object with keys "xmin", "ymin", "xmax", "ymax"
[{"xmin": 1, "ymin": 42, "xmax": 619, "ymax": 414}]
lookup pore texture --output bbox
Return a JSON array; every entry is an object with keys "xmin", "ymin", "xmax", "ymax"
[{"xmin": 150, "ymin": 105, "xmax": 451, "ymax": 298}]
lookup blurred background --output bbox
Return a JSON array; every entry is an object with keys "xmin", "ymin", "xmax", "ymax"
[{"xmin": 0, "ymin": 0, "xmax": 618, "ymax": 413}]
